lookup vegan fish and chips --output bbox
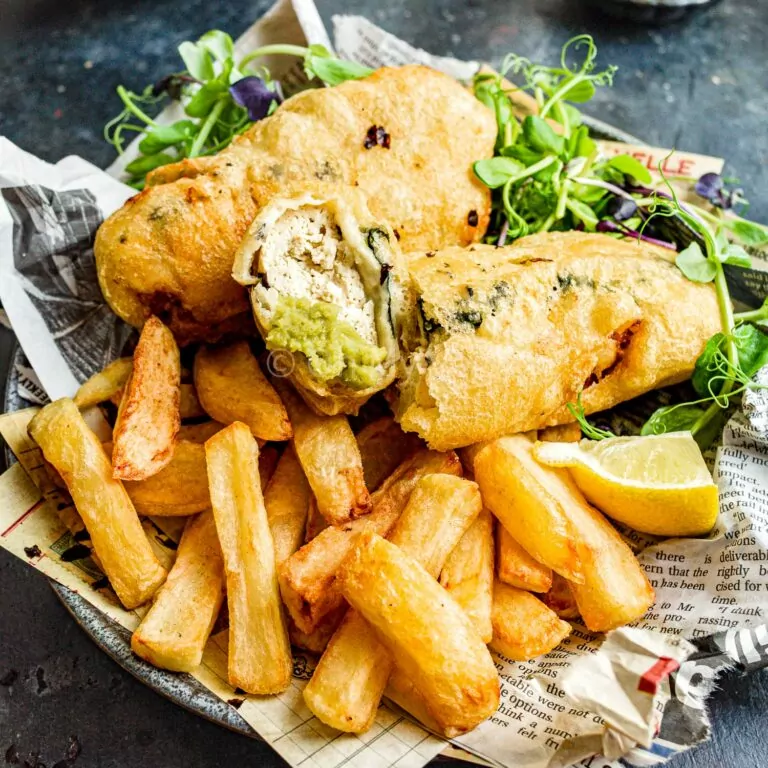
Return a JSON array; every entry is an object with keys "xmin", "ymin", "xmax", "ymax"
[
  {"xmin": 490, "ymin": 581, "xmax": 572, "ymax": 661},
  {"xmin": 120, "ymin": 439, "xmax": 210, "ymax": 516},
  {"xmin": 73, "ymin": 357, "xmax": 133, "ymax": 409},
  {"xmin": 496, "ymin": 523, "xmax": 553, "ymax": 594},
  {"xmin": 337, "ymin": 531, "xmax": 500, "ymax": 738},
  {"xmin": 438, "ymin": 506, "xmax": 495, "ymax": 644},
  {"xmin": 277, "ymin": 448, "xmax": 462, "ymax": 634},
  {"xmin": 392, "ymin": 233, "xmax": 719, "ymax": 451},
  {"xmin": 473, "ymin": 435, "xmax": 584, "ymax": 583},
  {"xmin": 21, "ymin": 26, "xmax": 761, "ymax": 747}
]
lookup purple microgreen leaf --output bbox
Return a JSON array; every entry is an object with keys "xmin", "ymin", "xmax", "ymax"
[
  {"xmin": 694, "ymin": 172, "xmax": 724, "ymax": 203},
  {"xmin": 229, "ymin": 76, "xmax": 282, "ymax": 122},
  {"xmin": 606, "ymin": 195, "xmax": 638, "ymax": 221}
]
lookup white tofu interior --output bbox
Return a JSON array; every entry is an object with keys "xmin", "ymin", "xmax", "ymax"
[{"xmin": 256, "ymin": 207, "xmax": 377, "ymax": 345}]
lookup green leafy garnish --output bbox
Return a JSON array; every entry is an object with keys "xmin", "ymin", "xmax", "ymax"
[
  {"xmin": 566, "ymin": 394, "xmax": 615, "ymax": 440},
  {"xmin": 472, "ymin": 35, "xmax": 629, "ymax": 240},
  {"xmin": 641, "ymin": 176, "xmax": 768, "ymax": 448},
  {"xmin": 106, "ymin": 34, "xmax": 372, "ymax": 188}
]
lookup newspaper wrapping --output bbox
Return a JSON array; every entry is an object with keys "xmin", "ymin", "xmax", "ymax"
[{"xmin": 0, "ymin": 2, "xmax": 767, "ymax": 768}]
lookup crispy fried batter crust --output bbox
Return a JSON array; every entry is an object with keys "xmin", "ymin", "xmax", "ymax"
[
  {"xmin": 95, "ymin": 65, "xmax": 495, "ymax": 344},
  {"xmin": 394, "ymin": 232, "xmax": 720, "ymax": 450}
]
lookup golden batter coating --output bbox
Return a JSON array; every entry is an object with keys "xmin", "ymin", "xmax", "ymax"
[
  {"xmin": 95, "ymin": 65, "xmax": 496, "ymax": 344},
  {"xmin": 392, "ymin": 232, "xmax": 720, "ymax": 450}
]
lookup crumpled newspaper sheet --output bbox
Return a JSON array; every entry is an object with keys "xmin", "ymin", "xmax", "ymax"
[{"xmin": 0, "ymin": 2, "xmax": 767, "ymax": 768}]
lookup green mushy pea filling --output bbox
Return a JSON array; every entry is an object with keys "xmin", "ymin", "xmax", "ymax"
[{"xmin": 266, "ymin": 296, "xmax": 387, "ymax": 390}]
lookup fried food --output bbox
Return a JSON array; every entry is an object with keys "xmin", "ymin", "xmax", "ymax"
[
  {"xmin": 205, "ymin": 422, "xmax": 292, "ymax": 694},
  {"xmin": 273, "ymin": 379, "xmax": 369, "ymax": 526},
  {"xmin": 303, "ymin": 475, "xmax": 481, "ymax": 732},
  {"xmin": 73, "ymin": 357, "xmax": 133, "ymax": 409},
  {"xmin": 356, "ymin": 416, "xmax": 423, "ymax": 492},
  {"xmin": 473, "ymin": 435, "xmax": 584, "ymax": 583},
  {"xmin": 263, "ymin": 445, "xmax": 311, "ymax": 566},
  {"xmin": 337, "ymin": 531, "xmax": 499, "ymax": 737},
  {"xmin": 439, "ymin": 507, "xmax": 495, "ymax": 642},
  {"xmin": 121, "ymin": 439, "xmax": 209, "ymax": 517},
  {"xmin": 95, "ymin": 65, "xmax": 495, "ymax": 344},
  {"xmin": 28, "ymin": 399, "xmax": 167, "ymax": 609},
  {"xmin": 193, "ymin": 341, "xmax": 291, "ymax": 440},
  {"xmin": 131, "ymin": 511, "xmax": 225, "ymax": 671},
  {"xmin": 393, "ymin": 232, "xmax": 719, "ymax": 450},
  {"xmin": 232, "ymin": 192, "xmax": 403, "ymax": 415},
  {"xmin": 490, "ymin": 581, "xmax": 572, "ymax": 661},
  {"xmin": 112, "ymin": 316, "xmax": 181, "ymax": 480},
  {"xmin": 496, "ymin": 523, "xmax": 553, "ymax": 593},
  {"xmin": 279, "ymin": 449, "xmax": 461, "ymax": 633}
]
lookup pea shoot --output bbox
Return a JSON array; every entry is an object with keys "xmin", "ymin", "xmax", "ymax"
[
  {"xmin": 638, "ymin": 184, "xmax": 768, "ymax": 447},
  {"xmin": 473, "ymin": 35, "xmax": 656, "ymax": 241},
  {"xmin": 105, "ymin": 31, "xmax": 373, "ymax": 188}
]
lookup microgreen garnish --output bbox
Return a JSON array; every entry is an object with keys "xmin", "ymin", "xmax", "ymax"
[
  {"xmin": 567, "ymin": 394, "xmax": 615, "ymax": 441},
  {"xmin": 472, "ymin": 36, "xmax": 647, "ymax": 239},
  {"xmin": 105, "ymin": 33, "xmax": 372, "ymax": 188},
  {"xmin": 639, "ymin": 172, "xmax": 768, "ymax": 448}
]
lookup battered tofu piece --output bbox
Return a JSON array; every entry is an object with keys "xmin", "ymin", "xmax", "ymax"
[
  {"xmin": 392, "ymin": 232, "xmax": 720, "ymax": 450},
  {"xmin": 232, "ymin": 192, "xmax": 402, "ymax": 415},
  {"xmin": 95, "ymin": 65, "xmax": 496, "ymax": 344}
]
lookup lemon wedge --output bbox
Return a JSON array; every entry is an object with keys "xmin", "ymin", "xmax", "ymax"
[{"xmin": 533, "ymin": 432, "xmax": 719, "ymax": 537}]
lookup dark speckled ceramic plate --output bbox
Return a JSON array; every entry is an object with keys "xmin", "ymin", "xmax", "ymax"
[{"xmin": 0, "ymin": 115, "xmax": 642, "ymax": 747}]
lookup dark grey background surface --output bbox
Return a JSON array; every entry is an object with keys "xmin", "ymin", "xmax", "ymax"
[{"xmin": 0, "ymin": 0, "xmax": 767, "ymax": 766}]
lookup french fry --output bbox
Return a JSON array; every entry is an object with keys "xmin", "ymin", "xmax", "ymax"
[
  {"xmin": 496, "ymin": 523, "xmax": 553, "ymax": 593},
  {"xmin": 473, "ymin": 435, "xmax": 583, "ymax": 583},
  {"xmin": 264, "ymin": 446, "xmax": 311, "ymax": 567},
  {"xmin": 538, "ymin": 423, "xmax": 582, "ymax": 443},
  {"xmin": 205, "ymin": 422, "xmax": 292, "ymax": 693},
  {"xmin": 120, "ymin": 440, "xmax": 209, "ymax": 516},
  {"xmin": 554, "ymin": 475, "xmax": 656, "ymax": 632},
  {"xmin": 279, "ymin": 449, "xmax": 461, "ymax": 633},
  {"xmin": 490, "ymin": 581, "xmax": 571, "ymax": 661},
  {"xmin": 28, "ymin": 399, "xmax": 167, "ymax": 609},
  {"xmin": 337, "ymin": 532, "xmax": 499, "ymax": 737},
  {"xmin": 304, "ymin": 475, "xmax": 482, "ymax": 732},
  {"xmin": 304, "ymin": 496, "xmax": 329, "ymax": 543},
  {"xmin": 439, "ymin": 507, "xmax": 494, "ymax": 643},
  {"xmin": 288, "ymin": 603, "xmax": 347, "ymax": 655},
  {"xmin": 73, "ymin": 357, "xmax": 133, "ymax": 409},
  {"xmin": 356, "ymin": 416, "xmax": 423, "ymax": 491},
  {"xmin": 112, "ymin": 316, "xmax": 181, "ymax": 481},
  {"xmin": 259, "ymin": 443, "xmax": 280, "ymax": 488},
  {"xmin": 131, "ymin": 512, "xmax": 225, "ymax": 671},
  {"xmin": 177, "ymin": 421, "xmax": 225, "ymax": 443},
  {"xmin": 385, "ymin": 665, "xmax": 443, "ymax": 735},
  {"xmin": 179, "ymin": 383, "xmax": 206, "ymax": 420},
  {"xmin": 194, "ymin": 341, "xmax": 291, "ymax": 441},
  {"xmin": 275, "ymin": 379, "xmax": 369, "ymax": 525},
  {"xmin": 541, "ymin": 573, "xmax": 581, "ymax": 620}
]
